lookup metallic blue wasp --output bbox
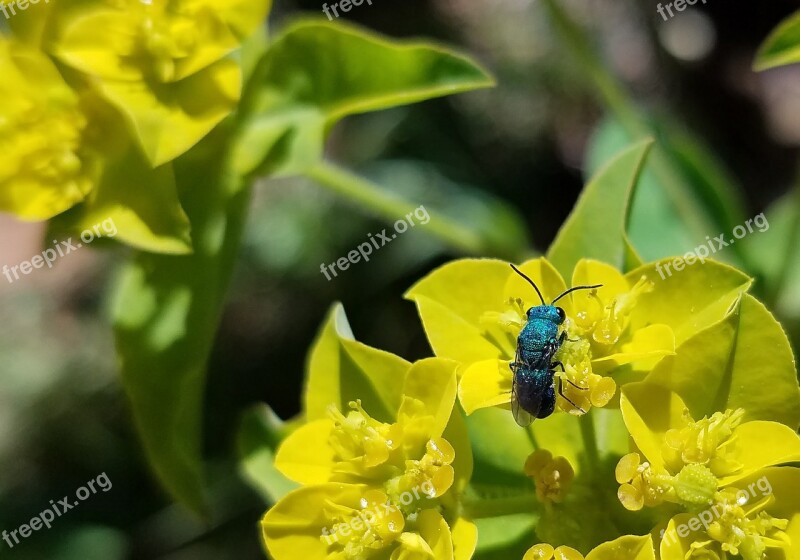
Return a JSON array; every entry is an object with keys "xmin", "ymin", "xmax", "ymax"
[{"xmin": 509, "ymin": 264, "xmax": 602, "ymax": 426}]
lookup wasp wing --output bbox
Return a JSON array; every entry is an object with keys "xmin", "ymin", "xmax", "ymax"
[{"xmin": 511, "ymin": 374, "xmax": 534, "ymax": 427}]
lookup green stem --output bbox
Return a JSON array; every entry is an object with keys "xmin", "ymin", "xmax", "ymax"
[
  {"xmin": 540, "ymin": 0, "xmax": 722, "ymax": 251},
  {"xmin": 525, "ymin": 425, "xmax": 539, "ymax": 450},
  {"xmin": 461, "ymin": 493, "xmax": 540, "ymax": 519},
  {"xmin": 306, "ymin": 161, "xmax": 487, "ymax": 255},
  {"xmin": 579, "ymin": 413, "xmax": 600, "ymax": 475}
]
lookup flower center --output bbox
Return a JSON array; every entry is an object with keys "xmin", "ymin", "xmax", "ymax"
[{"xmin": 663, "ymin": 408, "xmax": 745, "ymax": 476}]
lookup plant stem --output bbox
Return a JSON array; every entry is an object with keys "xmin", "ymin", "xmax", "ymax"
[
  {"xmin": 306, "ymin": 160, "xmax": 488, "ymax": 255},
  {"xmin": 579, "ymin": 413, "xmax": 600, "ymax": 475},
  {"xmin": 461, "ymin": 493, "xmax": 540, "ymax": 519}
]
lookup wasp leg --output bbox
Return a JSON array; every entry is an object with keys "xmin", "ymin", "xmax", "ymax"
[
  {"xmin": 551, "ymin": 361, "xmax": 588, "ymax": 391},
  {"xmin": 557, "ymin": 377, "xmax": 587, "ymax": 414}
]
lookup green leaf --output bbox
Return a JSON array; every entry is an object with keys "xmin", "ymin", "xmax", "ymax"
[
  {"xmin": 755, "ymin": 10, "xmax": 800, "ymax": 71},
  {"xmin": 645, "ymin": 293, "xmax": 800, "ymax": 428},
  {"xmin": 112, "ymin": 129, "xmax": 251, "ymax": 516},
  {"xmin": 465, "ymin": 407, "xmax": 534, "ymax": 487},
  {"xmin": 303, "ymin": 303, "xmax": 411, "ymax": 424},
  {"xmin": 233, "ymin": 19, "xmax": 494, "ymax": 177},
  {"xmin": 237, "ymin": 405, "xmax": 299, "ymax": 503},
  {"xmin": 623, "ymin": 234, "xmax": 644, "ymax": 272},
  {"xmin": 586, "ymin": 116, "xmax": 747, "ymax": 264},
  {"xmin": 52, "ymin": 145, "xmax": 192, "ymax": 254},
  {"xmin": 744, "ymin": 190, "xmax": 800, "ymax": 319},
  {"xmin": 547, "ymin": 139, "xmax": 654, "ymax": 277}
]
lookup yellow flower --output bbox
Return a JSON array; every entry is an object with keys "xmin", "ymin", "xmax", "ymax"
[
  {"xmin": 51, "ymin": 0, "xmax": 271, "ymax": 165},
  {"xmin": 261, "ymin": 482, "xmax": 464, "ymax": 560},
  {"xmin": 619, "ymin": 383, "xmax": 800, "ymax": 558},
  {"xmin": 405, "ymin": 258, "xmax": 675, "ymax": 417},
  {"xmin": 0, "ymin": 38, "xmax": 93, "ymax": 219},
  {"xmin": 524, "ymin": 543, "xmax": 584, "ymax": 560},
  {"xmin": 524, "ymin": 534, "xmax": 661, "ymax": 560},
  {"xmin": 262, "ymin": 357, "xmax": 477, "ymax": 560},
  {"xmin": 524, "ymin": 449, "xmax": 575, "ymax": 505}
]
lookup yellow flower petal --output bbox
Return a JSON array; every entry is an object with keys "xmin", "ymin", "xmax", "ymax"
[
  {"xmin": 625, "ymin": 260, "xmax": 752, "ymax": 346},
  {"xmin": 398, "ymin": 358, "xmax": 459, "ymax": 443},
  {"xmin": 405, "ymin": 259, "xmax": 514, "ymax": 362},
  {"xmin": 457, "ymin": 359, "xmax": 512, "ymax": 415},
  {"xmin": 620, "ymin": 383, "xmax": 688, "ymax": 471},
  {"xmin": 0, "ymin": 40, "xmax": 92, "ymax": 219},
  {"xmin": 591, "ymin": 324, "xmax": 675, "ymax": 374},
  {"xmin": 98, "ymin": 57, "xmax": 241, "ymax": 165},
  {"xmin": 586, "ymin": 534, "xmax": 657, "ymax": 560},
  {"xmin": 524, "ymin": 544, "xmax": 555, "ymax": 560},
  {"xmin": 261, "ymin": 483, "xmax": 368, "ymax": 560},
  {"xmin": 718, "ymin": 422, "xmax": 800, "ymax": 486},
  {"xmin": 274, "ymin": 419, "xmax": 336, "ymax": 485},
  {"xmin": 450, "ymin": 517, "xmax": 478, "ymax": 560},
  {"xmin": 571, "ymin": 259, "xmax": 629, "ymax": 308},
  {"xmin": 416, "ymin": 509, "xmax": 454, "ymax": 560},
  {"xmin": 505, "ymin": 258, "xmax": 570, "ymax": 313}
]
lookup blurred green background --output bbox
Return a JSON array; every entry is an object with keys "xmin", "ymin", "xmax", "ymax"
[{"xmin": 3, "ymin": 0, "xmax": 800, "ymax": 557}]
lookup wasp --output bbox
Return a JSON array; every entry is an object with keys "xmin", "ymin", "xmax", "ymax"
[{"xmin": 509, "ymin": 264, "xmax": 601, "ymax": 426}]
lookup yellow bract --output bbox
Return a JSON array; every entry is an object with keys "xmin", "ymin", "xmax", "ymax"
[
  {"xmin": 263, "ymin": 357, "xmax": 476, "ymax": 560},
  {"xmin": 52, "ymin": 0, "xmax": 270, "ymax": 165},
  {"xmin": 408, "ymin": 258, "xmax": 675, "ymax": 418},
  {"xmin": 0, "ymin": 38, "xmax": 93, "ymax": 220},
  {"xmin": 620, "ymin": 385, "xmax": 800, "ymax": 558}
]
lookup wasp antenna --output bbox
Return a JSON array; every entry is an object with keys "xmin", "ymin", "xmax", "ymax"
[
  {"xmin": 510, "ymin": 264, "xmax": 545, "ymax": 305},
  {"xmin": 551, "ymin": 284, "xmax": 603, "ymax": 304}
]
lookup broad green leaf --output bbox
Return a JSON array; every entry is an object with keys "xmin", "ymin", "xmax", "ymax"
[
  {"xmin": 52, "ymin": 145, "xmax": 192, "ymax": 254},
  {"xmin": 625, "ymin": 259, "xmax": 752, "ymax": 346},
  {"xmin": 586, "ymin": 117, "xmax": 747, "ymax": 264},
  {"xmin": 472, "ymin": 515, "xmax": 536, "ymax": 560},
  {"xmin": 466, "ymin": 407, "xmax": 534, "ymax": 486},
  {"xmin": 531, "ymin": 413, "xmax": 584, "ymax": 476},
  {"xmin": 744, "ymin": 190, "xmax": 800, "ymax": 321},
  {"xmin": 233, "ymin": 19, "xmax": 494, "ymax": 177},
  {"xmin": 593, "ymin": 407, "xmax": 632, "ymax": 459},
  {"xmin": 303, "ymin": 303, "xmax": 410, "ymax": 424},
  {"xmin": 112, "ymin": 128, "xmax": 251, "ymax": 516},
  {"xmin": 623, "ymin": 234, "xmax": 644, "ymax": 272},
  {"xmin": 547, "ymin": 139, "xmax": 653, "ymax": 278},
  {"xmin": 645, "ymin": 293, "xmax": 800, "ymax": 428},
  {"xmin": 755, "ymin": 10, "xmax": 800, "ymax": 71},
  {"xmin": 238, "ymin": 405, "xmax": 299, "ymax": 503}
]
